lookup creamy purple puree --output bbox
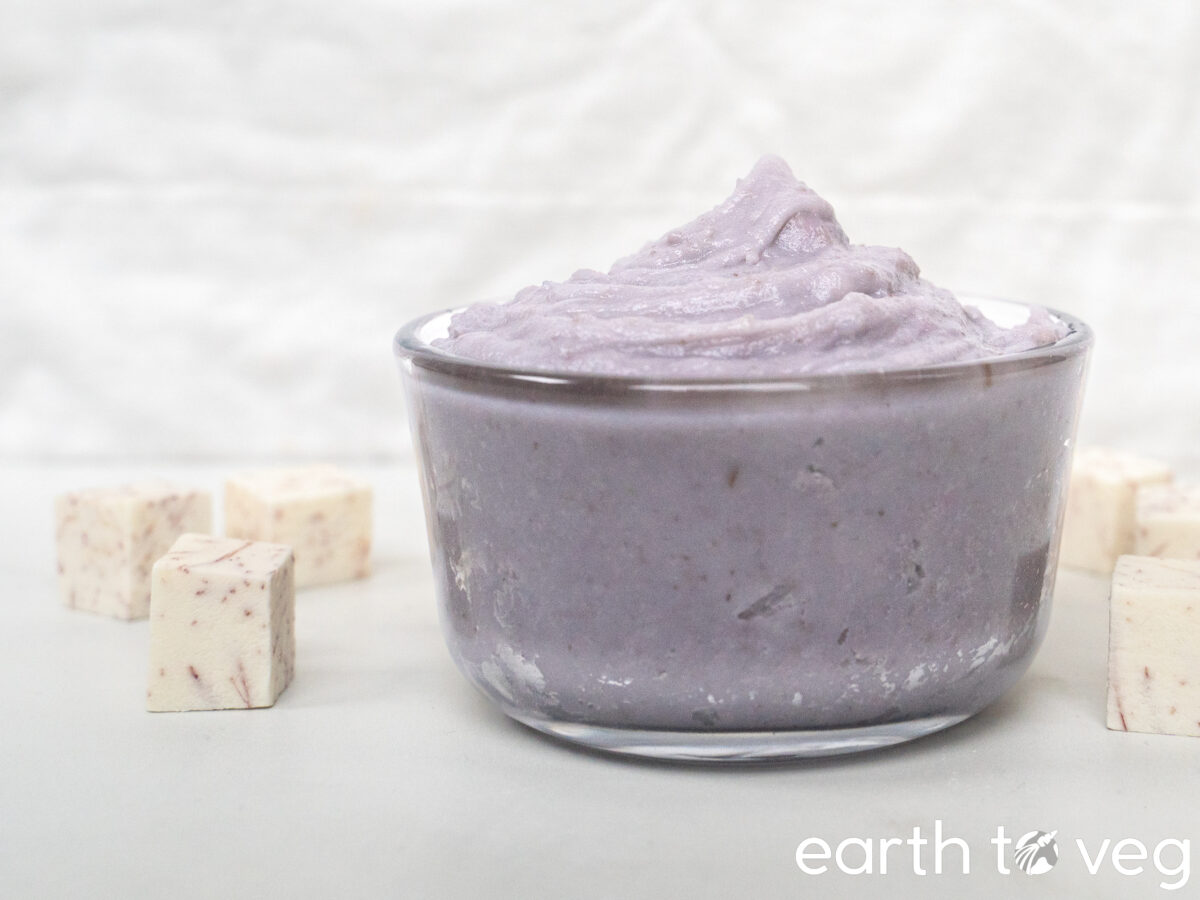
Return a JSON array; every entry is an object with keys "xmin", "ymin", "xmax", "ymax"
[
  {"xmin": 398, "ymin": 157, "xmax": 1091, "ymax": 757},
  {"xmin": 437, "ymin": 155, "xmax": 1066, "ymax": 377}
]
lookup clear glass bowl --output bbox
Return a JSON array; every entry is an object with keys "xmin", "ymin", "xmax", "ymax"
[{"xmin": 394, "ymin": 298, "xmax": 1092, "ymax": 761}]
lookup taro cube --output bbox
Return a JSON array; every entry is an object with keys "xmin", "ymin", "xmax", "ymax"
[
  {"xmin": 225, "ymin": 465, "xmax": 371, "ymax": 588},
  {"xmin": 147, "ymin": 533, "xmax": 295, "ymax": 712},
  {"xmin": 55, "ymin": 483, "xmax": 212, "ymax": 619},
  {"xmin": 1107, "ymin": 555, "xmax": 1200, "ymax": 737},
  {"xmin": 1059, "ymin": 447, "xmax": 1173, "ymax": 574},
  {"xmin": 1135, "ymin": 483, "xmax": 1200, "ymax": 561}
]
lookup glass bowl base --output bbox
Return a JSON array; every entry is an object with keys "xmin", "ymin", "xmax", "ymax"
[{"xmin": 504, "ymin": 708, "xmax": 971, "ymax": 762}]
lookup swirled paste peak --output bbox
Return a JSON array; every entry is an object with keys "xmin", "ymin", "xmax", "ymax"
[{"xmin": 437, "ymin": 156, "xmax": 1067, "ymax": 376}]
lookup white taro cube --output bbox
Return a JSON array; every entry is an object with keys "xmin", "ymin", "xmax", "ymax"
[
  {"xmin": 1059, "ymin": 447, "xmax": 1173, "ymax": 574},
  {"xmin": 1135, "ymin": 483, "xmax": 1200, "ymax": 561},
  {"xmin": 1107, "ymin": 555, "xmax": 1200, "ymax": 737},
  {"xmin": 55, "ymin": 484, "xmax": 212, "ymax": 620},
  {"xmin": 225, "ymin": 465, "xmax": 371, "ymax": 588},
  {"xmin": 147, "ymin": 533, "xmax": 295, "ymax": 712}
]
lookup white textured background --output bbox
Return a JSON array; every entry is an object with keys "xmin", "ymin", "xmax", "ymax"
[{"xmin": 2, "ymin": 0, "xmax": 1198, "ymax": 465}]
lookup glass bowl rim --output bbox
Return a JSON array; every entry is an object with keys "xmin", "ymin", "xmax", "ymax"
[{"xmin": 394, "ymin": 295, "xmax": 1092, "ymax": 395}]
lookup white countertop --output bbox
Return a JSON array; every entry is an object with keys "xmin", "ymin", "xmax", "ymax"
[{"xmin": 2, "ymin": 462, "xmax": 1196, "ymax": 899}]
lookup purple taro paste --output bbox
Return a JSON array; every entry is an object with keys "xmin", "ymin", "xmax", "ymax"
[
  {"xmin": 436, "ymin": 155, "xmax": 1067, "ymax": 377},
  {"xmin": 400, "ymin": 158, "xmax": 1089, "ymax": 743}
]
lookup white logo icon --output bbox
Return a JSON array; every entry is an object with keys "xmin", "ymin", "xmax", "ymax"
[{"xmin": 1014, "ymin": 830, "xmax": 1059, "ymax": 875}]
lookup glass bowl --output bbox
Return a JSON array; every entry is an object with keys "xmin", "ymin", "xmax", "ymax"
[{"xmin": 394, "ymin": 297, "xmax": 1092, "ymax": 761}]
